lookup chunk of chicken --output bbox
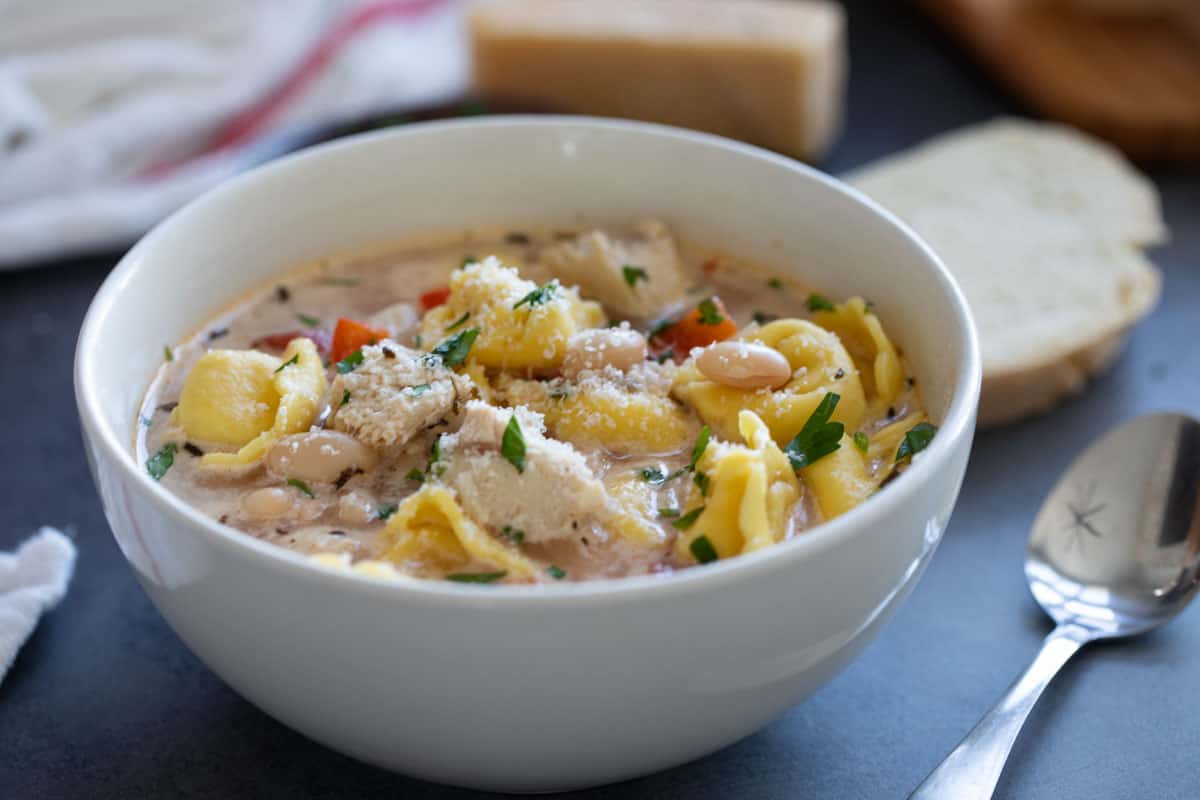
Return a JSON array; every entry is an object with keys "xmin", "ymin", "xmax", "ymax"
[
  {"xmin": 330, "ymin": 342, "xmax": 476, "ymax": 450},
  {"xmin": 539, "ymin": 218, "xmax": 688, "ymax": 321},
  {"xmin": 435, "ymin": 401, "xmax": 612, "ymax": 543}
]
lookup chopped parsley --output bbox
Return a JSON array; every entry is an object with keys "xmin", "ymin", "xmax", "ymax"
[
  {"xmin": 287, "ymin": 478, "xmax": 314, "ymax": 498},
  {"xmin": 377, "ymin": 503, "xmax": 399, "ymax": 521},
  {"xmin": 501, "ymin": 525, "xmax": 525, "ymax": 545},
  {"xmin": 806, "ymin": 293, "xmax": 835, "ymax": 312},
  {"xmin": 647, "ymin": 318, "xmax": 675, "ymax": 340},
  {"xmin": 275, "ymin": 353, "xmax": 300, "ymax": 373},
  {"xmin": 658, "ymin": 508, "xmax": 681, "ymax": 518},
  {"xmin": 409, "ymin": 383, "xmax": 431, "ymax": 397},
  {"xmin": 163, "ymin": 345, "xmax": 174, "ymax": 362},
  {"xmin": 336, "ymin": 349, "xmax": 364, "ymax": 374},
  {"xmin": 428, "ymin": 328, "xmax": 479, "ymax": 368},
  {"xmin": 548, "ymin": 388, "xmax": 571, "ymax": 400},
  {"xmin": 689, "ymin": 425, "xmax": 711, "ymax": 469},
  {"xmin": 752, "ymin": 311, "xmax": 777, "ymax": 326},
  {"xmin": 414, "ymin": 334, "xmax": 423, "ymax": 348},
  {"xmin": 444, "ymin": 311, "xmax": 471, "ymax": 331},
  {"xmin": 767, "ymin": 278, "xmax": 784, "ymax": 290},
  {"xmin": 672, "ymin": 506, "xmax": 705, "ymax": 530},
  {"xmin": 896, "ymin": 422, "xmax": 938, "ymax": 462},
  {"xmin": 146, "ymin": 443, "xmax": 176, "ymax": 481},
  {"xmin": 655, "ymin": 349, "xmax": 674, "ymax": 364},
  {"xmin": 512, "ymin": 279, "xmax": 559, "ymax": 310},
  {"xmin": 696, "ymin": 298, "xmax": 724, "ymax": 326},
  {"xmin": 501, "ymin": 414, "xmax": 526, "ymax": 473},
  {"xmin": 622, "ymin": 265, "xmax": 649, "ymax": 288},
  {"xmin": 638, "ymin": 466, "xmax": 668, "ymax": 484},
  {"xmin": 426, "ymin": 435, "xmax": 445, "ymax": 477},
  {"xmin": 547, "ymin": 565, "xmax": 567, "ymax": 580},
  {"xmin": 853, "ymin": 431, "xmax": 870, "ymax": 454},
  {"xmin": 404, "ymin": 468, "xmax": 424, "ymax": 483},
  {"xmin": 459, "ymin": 255, "xmax": 478, "ymax": 269},
  {"xmin": 446, "ymin": 571, "xmax": 507, "ymax": 584},
  {"xmin": 693, "ymin": 470, "xmax": 711, "ymax": 496},
  {"xmin": 689, "ymin": 535, "xmax": 719, "ymax": 564},
  {"xmin": 341, "ymin": 389, "xmax": 351, "ymax": 405},
  {"xmin": 296, "ymin": 313, "xmax": 320, "ymax": 327},
  {"xmin": 784, "ymin": 392, "xmax": 844, "ymax": 470}
]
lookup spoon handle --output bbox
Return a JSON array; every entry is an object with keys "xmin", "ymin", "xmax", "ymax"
[{"xmin": 908, "ymin": 624, "xmax": 1090, "ymax": 800}]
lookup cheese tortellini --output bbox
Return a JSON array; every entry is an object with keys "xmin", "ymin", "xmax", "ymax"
[
  {"xmin": 673, "ymin": 319, "xmax": 866, "ymax": 448},
  {"xmin": 811, "ymin": 297, "xmax": 905, "ymax": 408},
  {"xmin": 176, "ymin": 337, "xmax": 327, "ymax": 468},
  {"xmin": 420, "ymin": 258, "xmax": 604, "ymax": 372}
]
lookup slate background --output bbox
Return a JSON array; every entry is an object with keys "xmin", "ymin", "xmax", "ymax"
[{"xmin": 3, "ymin": 2, "xmax": 1198, "ymax": 798}]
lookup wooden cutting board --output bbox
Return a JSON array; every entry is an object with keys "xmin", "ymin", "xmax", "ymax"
[{"xmin": 920, "ymin": 0, "xmax": 1200, "ymax": 163}]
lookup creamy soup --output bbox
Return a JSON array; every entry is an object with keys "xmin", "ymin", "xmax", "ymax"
[{"xmin": 138, "ymin": 220, "xmax": 934, "ymax": 584}]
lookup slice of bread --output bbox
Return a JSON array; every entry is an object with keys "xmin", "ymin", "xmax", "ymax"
[{"xmin": 846, "ymin": 118, "xmax": 1165, "ymax": 427}]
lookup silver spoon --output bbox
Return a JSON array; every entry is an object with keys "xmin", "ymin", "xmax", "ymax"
[{"xmin": 909, "ymin": 412, "xmax": 1200, "ymax": 799}]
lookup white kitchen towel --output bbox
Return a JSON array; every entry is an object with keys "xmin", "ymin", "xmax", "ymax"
[
  {"xmin": 0, "ymin": 528, "xmax": 76, "ymax": 683},
  {"xmin": 0, "ymin": 0, "xmax": 467, "ymax": 268}
]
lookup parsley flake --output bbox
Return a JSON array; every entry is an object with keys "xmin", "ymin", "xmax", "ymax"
[
  {"xmin": 336, "ymin": 349, "xmax": 364, "ymax": 374},
  {"xmin": 693, "ymin": 470, "xmax": 711, "ymax": 496},
  {"xmin": 648, "ymin": 318, "xmax": 675, "ymax": 340},
  {"xmin": 672, "ymin": 506, "xmax": 705, "ymax": 530},
  {"xmin": 341, "ymin": 389, "xmax": 351, "ymax": 405},
  {"xmin": 785, "ymin": 393, "xmax": 844, "ymax": 470},
  {"xmin": 446, "ymin": 571, "xmax": 507, "ymax": 584},
  {"xmin": 501, "ymin": 414, "xmax": 526, "ymax": 473},
  {"xmin": 501, "ymin": 525, "xmax": 525, "ymax": 545},
  {"xmin": 409, "ymin": 383, "xmax": 431, "ymax": 397},
  {"xmin": 752, "ymin": 311, "xmax": 777, "ymax": 326},
  {"xmin": 445, "ymin": 311, "xmax": 471, "ymax": 331},
  {"xmin": 404, "ymin": 468, "xmax": 424, "ymax": 483},
  {"xmin": 658, "ymin": 508, "xmax": 681, "ymax": 518},
  {"xmin": 696, "ymin": 298, "xmax": 724, "ymax": 325},
  {"xmin": 806, "ymin": 293, "xmax": 835, "ymax": 312},
  {"xmin": 377, "ymin": 503, "xmax": 399, "ymax": 521},
  {"xmin": 287, "ymin": 478, "xmax": 314, "ymax": 498},
  {"xmin": 512, "ymin": 279, "xmax": 559, "ymax": 309},
  {"xmin": 896, "ymin": 422, "xmax": 938, "ymax": 462},
  {"xmin": 854, "ymin": 431, "xmax": 869, "ymax": 454},
  {"xmin": 767, "ymin": 278, "xmax": 784, "ymax": 290},
  {"xmin": 428, "ymin": 328, "xmax": 479, "ymax": 368},
  {"xmin": 689, "ymin": 535, "xmax": 719, "ymax": 564},
  {"xmin": 547, "ymin": 565, "xmax": 567, "ymax": 580},
  {"xmin": 296, "ymin": 313, "xmax": 320, "ymax": 327},
  {"xmin": 622, "ymin": 265, "xmax": 649, "ymax": 288},
  {"xmin": 146, "ymin": 443, "xmax": 176, "ymax": 481},
  {"xmin": 163, "ymin": 345, "xmax": 174, "ymax": 362},
  {"xmin": 689, "ymin": 425, "xmax": 711, "ymax": 469},
  {"xmin": 275, "ymin": 353, "xmax": 300, "ymax": 373},
  {"xmin": 638, "ymin": 466, "xmax": 667, "ymax": 483},
  {"xmin": 459, "ymin": 255, "xmax": 478, "ymax": 269}
]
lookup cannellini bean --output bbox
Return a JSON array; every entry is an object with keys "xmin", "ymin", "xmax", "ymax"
[
  {"xmin": 242, "ymin": 487, "xmax": 296, "ymax": 520},
  {"xmin": 563, "ymin": 328, "xmax": 648, "ymax": 378},
  {"xmin": 696, "ymin": 341, "xmax": 793, "ymax": 390},
  {"xmin": 338, "ymin": 490, "xmax": 378, "ymax": 526},
  {"xmin": 266, "ymin": 430, "xmax": 378, "ymax": 485}
]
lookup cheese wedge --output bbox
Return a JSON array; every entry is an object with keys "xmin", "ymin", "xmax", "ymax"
[{"xmin": 469, "ymin": 0, "xmax": 845, "ymax": 161}]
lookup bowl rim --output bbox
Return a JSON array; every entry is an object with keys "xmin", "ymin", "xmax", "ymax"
[{"xmin": 75, "ymin": 115, "xmax": 981, "ymax": 606}]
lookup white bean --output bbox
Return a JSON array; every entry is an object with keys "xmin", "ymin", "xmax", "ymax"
[
  {"xmin": 242, "ymin": 487, "xmax": 296, "ymax": 520},
  {"xmin": 266, "ymin": 430, "xmax": 378, "ymax": 485},
  {"xmin": 338, "ymin": 490, "xmax": 378, "ymax": 526},
  {"xmin": 696, "ymin": 341, "xmax": 792, "ymax": 390},
  {"xmin": 563, "ymin": 328, "xmax": 648, "ymax": 378}
]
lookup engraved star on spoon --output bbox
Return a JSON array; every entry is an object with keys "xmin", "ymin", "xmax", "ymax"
[{"xmin": 910, "ymin": 412, "xmax": 1200, "ymax": 799}]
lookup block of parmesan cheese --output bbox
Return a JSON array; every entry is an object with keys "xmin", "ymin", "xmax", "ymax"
[{"xmin": 469, "ymin": 0, "xmax": 845, "ymax": 161}]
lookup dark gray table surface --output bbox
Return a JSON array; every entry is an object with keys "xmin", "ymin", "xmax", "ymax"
[{"xmin": 2, "ymin": 3, "xmax": 1197, "ymax": 798}]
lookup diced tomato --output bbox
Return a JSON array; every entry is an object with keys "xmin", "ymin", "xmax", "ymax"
[
  {"xmin": 419, "ymin": 286, "xmax": 451, "ymax": 311},
  {"xmin": 330, "ymin": 317, "xmax": 390, "ymax": 363},
  {"xmin": 702, "ymin": 257, "xmax": 719, "ymax": 276},
  {"xmin": 650, "ymin": 297, "xmax": 737, "ymax": 356},
  {"xmin": 252, "ymin": 328, "xmax": 332, "ymax": 356}
]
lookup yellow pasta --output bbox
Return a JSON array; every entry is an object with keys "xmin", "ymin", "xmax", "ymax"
[
  {"xmin": 380, "ymin": 485, "xmax": 538, "ymax": 579},
  {"xmin": 419, "ymin": 259, "xmax": 604, "ymax": 372},
  {"xmin": 798, "ymin": 434, "xmax": 874, "ymax": 519},
  {"xmin": 673, "ymin": 319, "xmax": 866, "ymax": 448},
  {"xmin": 674, "ymin": 411, "xmax": 801, "ymax": 563},
  {"xmin": 811, "ymin": 297, "xmax": 905, "ymax": 407},
  {"xmin": 176, "ymin": 349, "xmax": 281, "ymax": 447},
  {"xmin": 198, "ymin": 337, "xmax": 327, "ymax": 468}
]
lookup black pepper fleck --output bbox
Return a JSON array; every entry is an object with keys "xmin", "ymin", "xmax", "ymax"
[
  {"xmin": 275, "ymin": 285, "xmax": 290, "ymax": 302},
  {"xmin": 887, "ymin": 406, "xmax": 896, "ymax": 418},
  {"xmin": 275, "ymin": 527, "xmax": 288, "ymax": 535},
  {"xmin": 183, "ymin": 442, "xmax": 204, "ymax": 457},
  {"xmin": 207, "ymin": 327, "xmax": 230, "ymax": 341},
  {"xmin": 329, "ymin": 529, "xmax": 347, "ymax": 537},
  {"xmin": 334, "ymin": 467, "xmax": 362, "ymax": 490},
  {"xmin": 157, "ymin": 401, "xmax": 179, "ymax": 413},
  {"xmin": 834, "ymin": 368, "xmax": 845, "ymax": 379},
  {"xmin": 505, "ymin": 231, "xmax": 531, "ymax": 245},
  {"xmin": 382, "ymin": 347, "xmax": 396, "ymax": 359},
  {"xmin": 907, "ymin": 377, "xmax": 916, "ymax": 388},
  {"xmin": 218, "ymin": 514, "xmax": 229, "ymax": 524}
]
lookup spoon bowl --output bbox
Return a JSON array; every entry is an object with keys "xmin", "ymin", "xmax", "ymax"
[{"xmin": 911, "ymin": 412, "xmax": 1200, "ymax": 799}]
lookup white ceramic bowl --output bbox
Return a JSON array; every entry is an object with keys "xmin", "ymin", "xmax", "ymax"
[{"xmin": 76, "ymin": 118, "xmax": 980, "ymax": 792}]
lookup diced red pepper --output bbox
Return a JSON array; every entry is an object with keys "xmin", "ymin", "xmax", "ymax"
[
  {"xmin": 650, "ymin": 298, "xmax": 738, "ymax": 356},
  {"xmin": 419, "ymin": 286, "xmax": 451, "ymax": 311},
  {"xmin": 331, "ymin": 317, "xmax": 390, "ymax": 363},
  {"xmin": 252, "ymin": 328, "xmax": 332, "ymax": 356}
]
